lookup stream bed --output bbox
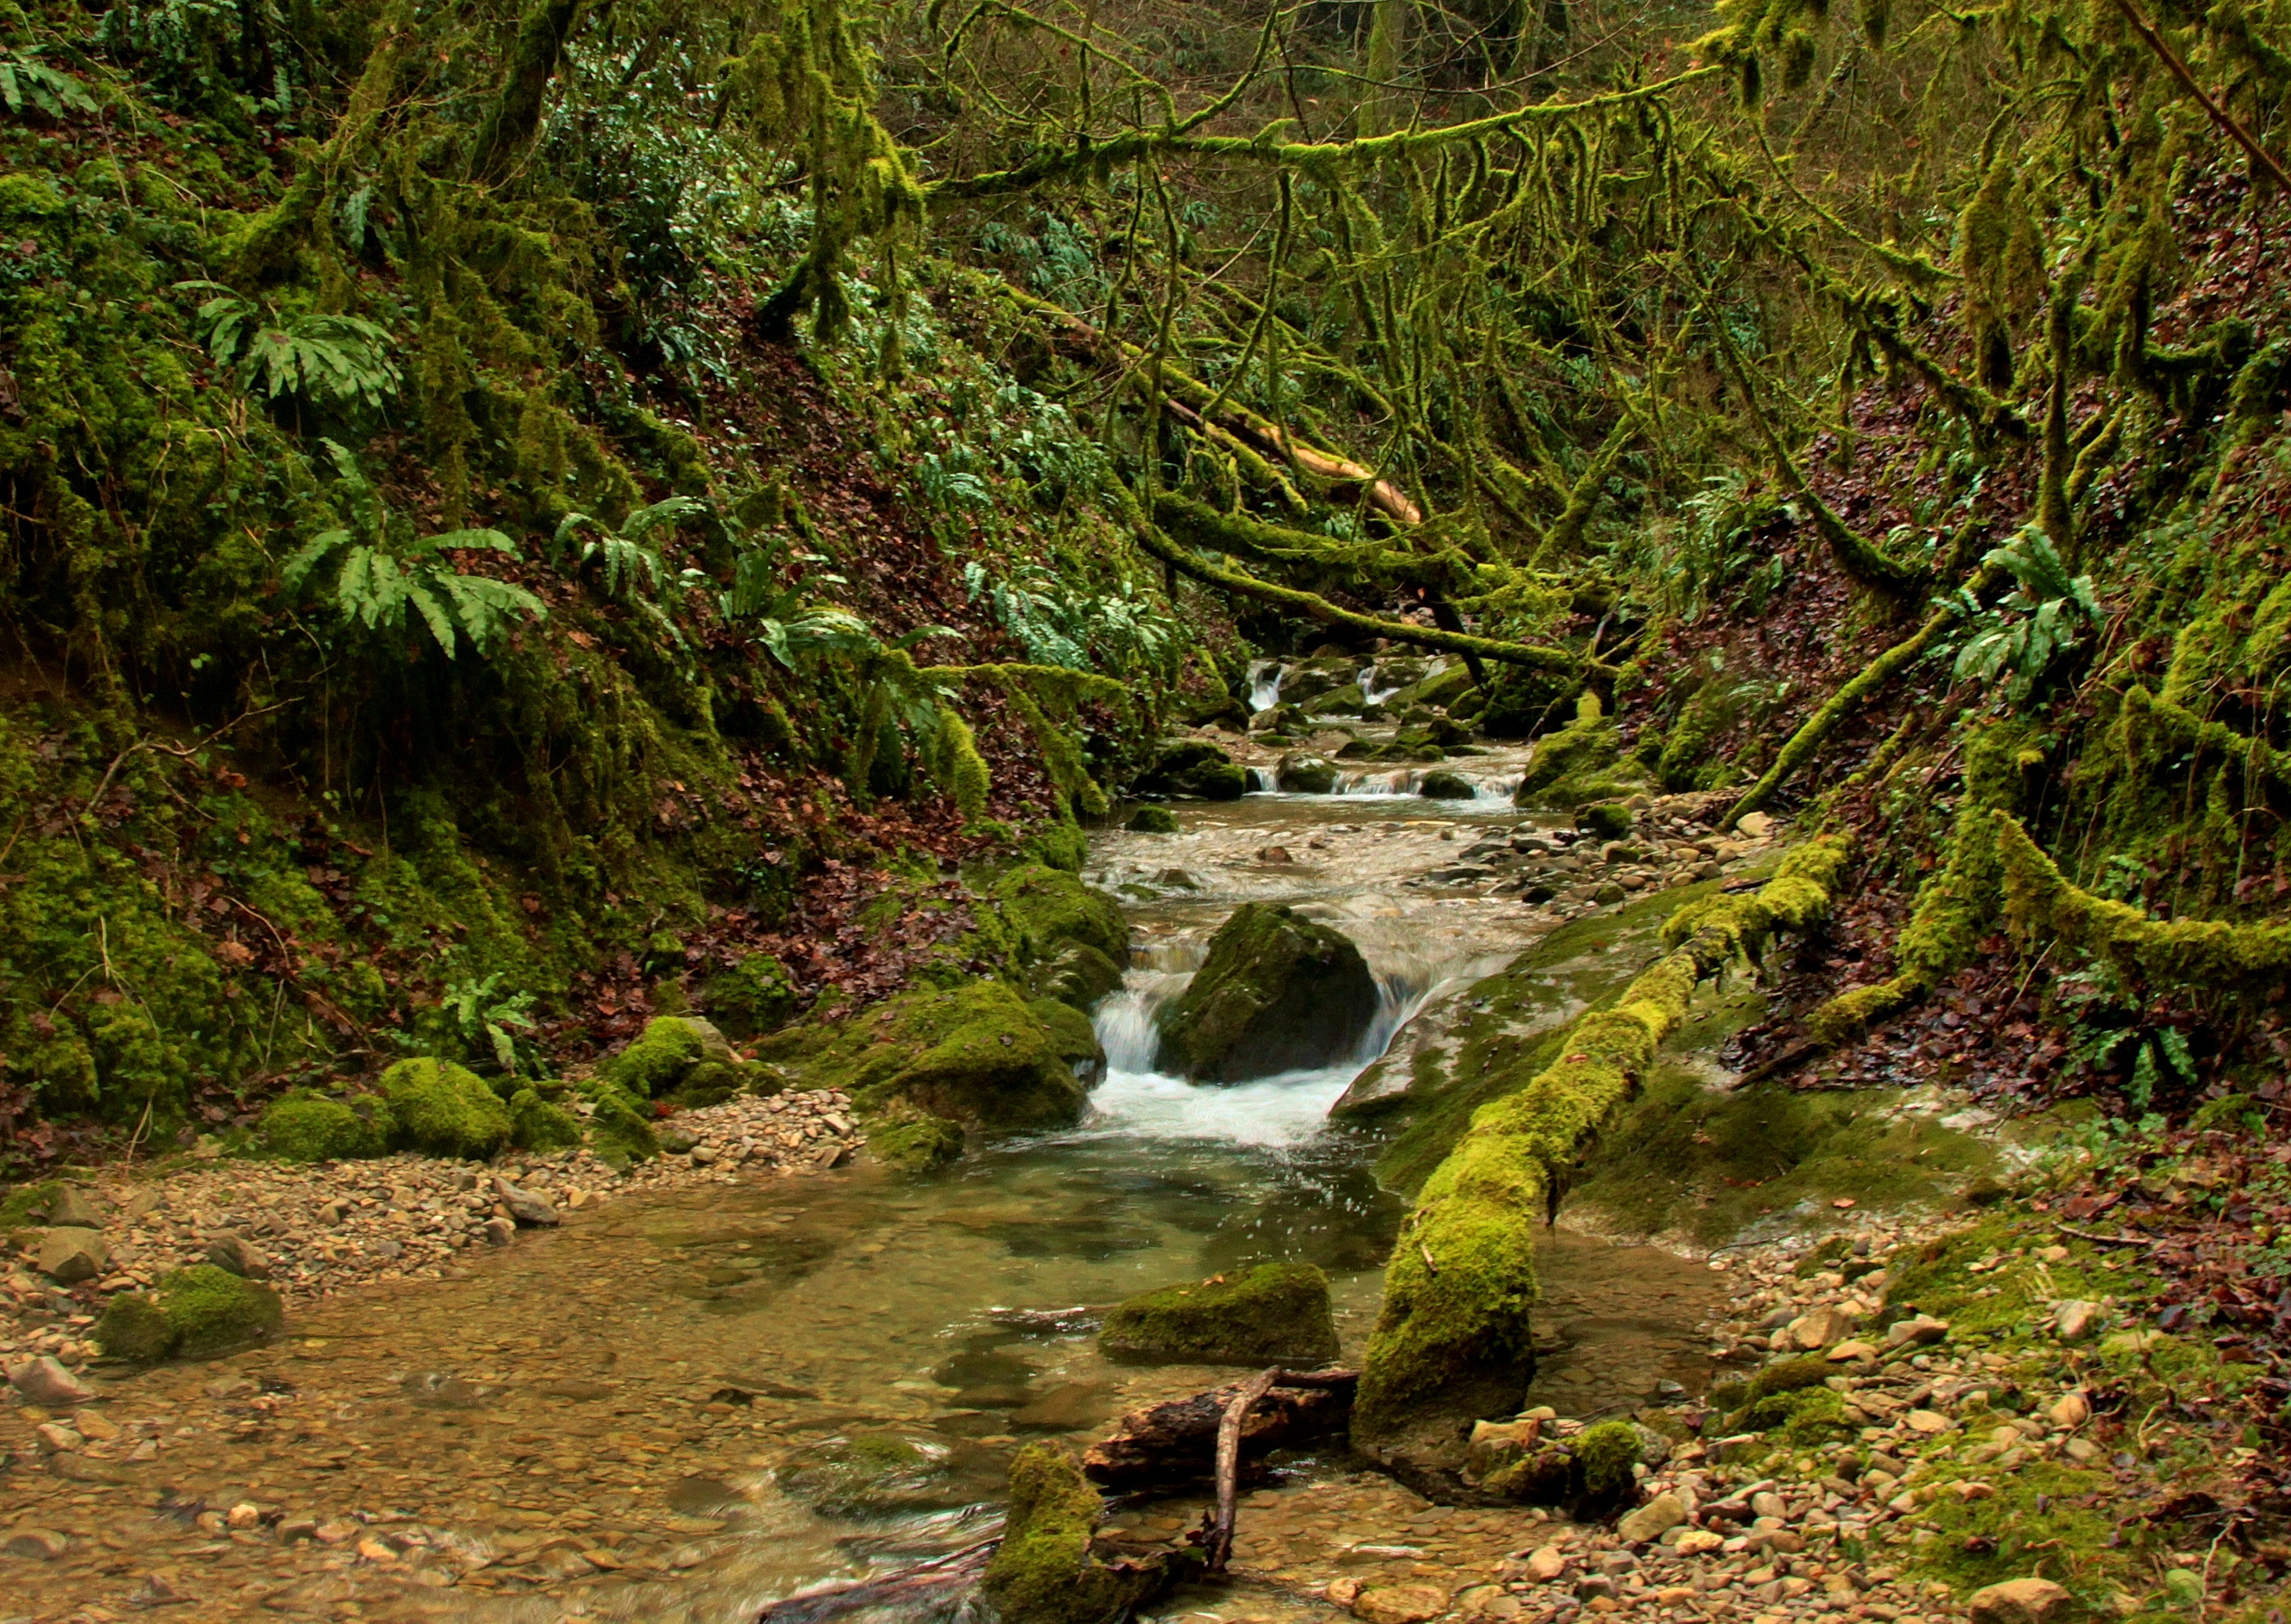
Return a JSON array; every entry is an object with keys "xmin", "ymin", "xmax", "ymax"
[{"xmin": 3, "ymin": 782, "xmax": 1725, "ymax": 1624}]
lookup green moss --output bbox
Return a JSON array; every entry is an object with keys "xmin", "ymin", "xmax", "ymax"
[
  {"xmin": 701, "ymin": 953, "xmax": 798, "ymax": 1039},
  {"xmin": 1029, "ymin": 941, "xmax": 1125, "ymax": 1010},
  {"xmin": 1574, "ymin": 1420, "xmax": 1642, "ymax": 1503},
  {"xmin": 993, "ymin": 863, "xmax": 1129, "ymax": 963},
  {"xmin": 509, "ymin": 1088, "xmax": 583, "ymax": 1151},
  {"xmin": 150, "ymin": 1264, "xmax": 284, "ymax": 1359},
  {"xmin": 381, "ymin": 1057, "xmax": 514, "ymax": 1159},
  {"xmin": 0, "ymin": 1181, "xmax": 63, "ymax": 1229},
  {"xmin": 1419, "ymin": 769, "xmax": 1477, "ymax": 800},
  {"xmin": 1579, "ymin": 801, "xmax": 1634, "ymax": 840},
  {"xmin": 864, "ymin": 1108, "xmax": 966, "ymax": 1170},
  {"xmin": 1154, "ymin": 902, "xmax": 1377, "ymax": 1082},
  {"xmin": 982, "ymin": 1444, "xmax": 1177, "ymax": 1624},
  {"xmin": 776, "ymin": 1430, "xmax": 992, "ymax": 1518},
  {"xmin": 1125, "ymin": 805, "xmax": 1180, "ymax": 833},
  {"xmin": 258, "ymin": 1091, "xmax": 393, "ymax": 1163},
  {"xmin": 1512, "ymin": 713, "xmax": 1625, "ymax": 808},
  {"xmin": 1134, "ymin": 740, "xmax": 1247, "ymax": 800},
  {"xmin": 576, "ymin": 1078, "xmax": 660, "ymax": 1165},
  {"xmin": 1355, "ymin": 840, "xmax": 1852, "ymax": 1453},
  {"xmin": 94, "ymin": 1290, "xmax": 179, "ymax": 1363},
  {"xmin": 601, "ymin": 1015, "xmax": 719, "ymax": 1098},
  {"xmin": 760, "ymin": 979, "xmax": 1093, "ymax": 1133},
  {"xmin": 1099, "ymin": 1261, "xmax": 1340, "ymax": 1365}
]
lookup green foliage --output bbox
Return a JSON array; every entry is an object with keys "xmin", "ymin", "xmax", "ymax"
[
  {"xmin": 179, "ymin": 285, "xmax": 401, "ymax": 412},
  {"xmin": 439, "ymin": 972, "xmax": 541, "ymax": 1077},
  {"xmin": 1945, "ymin": 528, "xmax": 2102, "ymax": 702},
  {"xmin": 1, "ymin": 45, "xmax": 96, "ymax": 119},
  {"xmin": 281, "ymin": 441, "xmax": 546, "ymax": 660}
]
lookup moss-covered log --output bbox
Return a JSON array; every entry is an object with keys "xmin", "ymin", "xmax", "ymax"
[
  {"xmin": 1136, "ymin": 523, "xmax": 1586, "ymax": 675},
  {"xmin": 1352, "ymin": 837, "xmax": 1852, "ymax": 1459}
]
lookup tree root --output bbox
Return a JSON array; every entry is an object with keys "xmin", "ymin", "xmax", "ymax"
[{"xmin": 1352, "ymin": 838, "xmax": 1852, "ymax": 1447}]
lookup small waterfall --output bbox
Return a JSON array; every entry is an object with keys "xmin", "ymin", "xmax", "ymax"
[
  {"xmin": 1091, "ymin": 967, "xmax": 1192, "ymax": 1073},
  {"xmin": 1361, "ymin": 662, "xmax": 1409, "ymax": 706},
  {"xmin": 1246, "ymin": 659, "xmax": 1286, "ymax": 713},
  {"xmin": 1245, "ymin": 765, "xmax": 1275, "ymax": 792},
  {"xmin": 1330, "ymin": 768, "xmax": 1411, "ymax": 796}
]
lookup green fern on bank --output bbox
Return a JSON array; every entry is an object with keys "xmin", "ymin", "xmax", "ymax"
[
  {"xmin": 281, "ymin": 441, "xmax": 545, "ymax": 660},
  {"xmin": 178, "ymin": 283, "xmax": 400, "ymax": 411},
  {"xmin": 0, "ymin": 46, "xmax": 96, "ymax": 120}
]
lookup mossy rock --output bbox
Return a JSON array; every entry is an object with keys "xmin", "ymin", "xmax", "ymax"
[
  {"xmin": 1418, "ymin": 770, "xmax": 1477, "ymax": 800},
  {"xmin": 1125, "ymin": 805, "xmax": 1180, "ymax": 834},
  {"xmin": 508, "ymin": 1089, "xmax": 583, "ymax": 1152},
  {"xmin": 1577, "ymin": 802, "xmax": 1635, "ymax": 840},
  {"xmin": 982, "ymin": 1444, "xmax": 1187, "ymax": 1624},
  {"xmin": 576, "ymin": 1079, "xmax": 660, "ymax": 1165},
  {"xmin": 670, "ymin": 1058, "xmax": 749, "ymax": 1108},
  {"xmin": 1302, "ymin": 682, "xmax": 1367, "ymax": 716},
  {"xmin": 599, "ymin": 1015, "xmax": 732, "ymax": 1099},
  {"xmin": 756, "ymin": 979, "xmax": 1097, "ymax": 1133},
  {"xmin": 995, "ymin": 863, "xmax": 1129, "ymax": 964},
  {"xmin": 257, "ymin": 1091, "xmax": 391, "ymax": 1163},
  {"xmin": 1513, "ymin": 716, "xmax": 1623, "ymax": 807},
  {"xmin": 380, "ymin": 1058, "xmax": 512, "ymax": 1160},
  {"xmin": 1572, "ymin": 1420, "xmax": 1643, "ymax": 1515},
  {"xmin": 777, "ymin": 1430, "xmax": 1006, "ymax": 1518},
  {"xmin": 865, "ymin": 1109, "xmax": 966, "ymax": 1171},
  {"xmin": 1181, "ymin": 692, "xmax": 1249, "ymax": 730},
  {"xmin": 1478, "ymin": 667, "xmax": 1574, "ymax": 738},
  {"xmin": 99, "ymin": 1264, "xmax": 284, "ymax": 1363},
  {"xmin": 1154, "ymin": 903, "xmax": 1378, "ymax": 1083},
  {"xmin": 1022, "ymin": 817, "xmax": 1089, "ymax": 874},
  {"xmin": 1133, "ymin": 740, "xmax": 1247, "ymax": 801},
  {"xmin": 700, "ymin": 953, "xmax": 798, "ymax": 1039},
  {"xmin": 1276, "ymin": 752, "xmax": 1339, "ymax": 794},
  {"xmin": 1029, "ymin": 941, "xmax": 1125, "ymax": 1011},
  {"xmin": 1390, "ymin": 662, "xmax": 1477, "ymax": 713},
  {"xmin": 1099, "ymin": 1261, "xmax": 1340, "ymax": 1365}
]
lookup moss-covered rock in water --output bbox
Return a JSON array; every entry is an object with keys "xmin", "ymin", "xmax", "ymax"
[
  {"xmin": 700, "ymin": 953, "xmax": 797, "ymax": 1039},
  {"xmin": 1154, "ymin": 903, "xmax": 1377, "ymax": 1082},
  {"xmin": 1277, "ymin": 752, "xmax": 1339, "ymax": 794},
  {"xmin": 777, "ymin": 1430, "xmax": 1005, "ymax": 1518},
  {"xmin": 1125, "ymin": 805, "xmax": 1180, "ymax": 833},
  {"xmin": 99, "ymin": 1264, "xmax": 284, "ymax": 1363},
  {"xmin": 996, "ymin": 862, "xmax": 1129, "ymax": 962},
  {"xmin": 380, "ymin": 1058, "xmax": 512, "ymax": 1159},
  {"xmin": 1513, "ymin": 702, "xmax": 1640, "ymax": 809},
  {"xmin": 1419, "ymin": 770, "xmax": 1477, "ymax": 800},
  {"xmin": 865, "ymin": 1108, "xmax": 966, "ymax": 1170},
  {"xmin": 1099, "ymin": 1261, "xmax": 1340, "ymax": 1365},
  {"xmin": 759, "ymin": 979, "xmax": 1097, "ymax": 1132},
  {"xmin": 1303, "ymin": 682, "xmax": 1367, "ymax": 715},
  {"xmin": 576, "ymin": 1079, "xmax": 660, "ymax": 1165},
  {"xmin": 1133, "ymin": 740, "xmax": 1247, "ymax": 801},
  {"xmin": 1030, "ymin": 941, "xmax": 1125, "ymax": 1011},
  {"xmin": 599, "ymin": 1015, "xmax": 733, "ymax": 1098},
  {"xmin": 257, "ymin": 1091, "xmax": 390, "ymax": 1162},
  {"xmin": 1572, "ymin": 1420, "xmax": 1643, "ymax": 1515},
  {"xmin": 508, "ymin": 1089, "xmax": 583, "ymax": 1152},
  {"xmin": 982, "ymin": 1444, "xmax": 1182, "ymax": 1624}
]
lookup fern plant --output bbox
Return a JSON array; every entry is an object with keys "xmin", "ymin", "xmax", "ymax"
[
  {"xmin": 177, "ymin": 282, "xmax": 400, "ymax": 411},
  {"xmin": 281, "ymin": 440, "xmax": 545, "ymax": 660},
  {"xmin": 441, "ymin": 973, "xmax": 541, "ymax": 1077},
  {"xmin": 1, "ymin": 47, "xmax": 96, "ymax": 120},
  {"xmin": 554, "ymin": 496, "xmax": 710, "ymax": 652},
  {"xmin": 1945, "ymin": 527, "xmax": 2102, "ymax": 702}
]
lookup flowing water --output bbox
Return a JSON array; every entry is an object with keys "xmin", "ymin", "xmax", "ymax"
[{"xmin": 14, "ymin": 784, "xmax": 1725, "ymax": 1624}]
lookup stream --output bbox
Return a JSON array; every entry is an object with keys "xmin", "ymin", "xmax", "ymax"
[{"xmin": 10, "ymin": 778, "xmax": 1727, "ymax": 1624}]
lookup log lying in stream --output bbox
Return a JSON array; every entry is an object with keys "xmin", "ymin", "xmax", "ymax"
[
  {"xmin": 1082, "ymin": 1368, "xmax": 1357, "ymax": 1492},
  {"xmin": 753, "ymin": 1537, "xmax": 998, "ymax": 1624}
]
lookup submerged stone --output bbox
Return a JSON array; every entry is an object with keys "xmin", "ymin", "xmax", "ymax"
[
  {"xmin": 775, "ymin": 1430, "xmax": 1003, "ymax": 1518},
  {"xmin": 1154, "ymin": 903, "xmax": 1376, "ymax": 1082},
  {"xmin": 1099, "ymin": 1261, "xmax": 1340, "ymax": 1365},
  {"xmin": 98, "ymin": 1264, "xmax": 284, "ymax": 1363},
  {"xmin": 1418, "ymin": 770, "xmax": 1477, "ymax": 800},
  {"xmin": 1125, "ymin": 805, "xmax": 1180, "ymax": 833}
]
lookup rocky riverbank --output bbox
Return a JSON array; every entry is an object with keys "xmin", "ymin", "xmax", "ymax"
[{"xmin": 1, "ymin": 1089, "xmax": 862, "ymax": 1375}]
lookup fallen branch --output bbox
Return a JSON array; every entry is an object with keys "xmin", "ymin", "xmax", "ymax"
[
  {"xmin": 753, "ymin": 1537, "xmax": 998, "ymax": 1624},
  {"xmin": 2112, "ymin": 0, "xmax": 2291, "ymax": 193},
  {"xmin": 1137, "ymin": 523, "xmax": 1587, "ymax": 675},
  {"xmin": 1208, "ymin": 1368, "xmax": 1282, "ymax": 1571},
  {"xmin": 1083, "ymin": 1368, "xmax": 1357, "ymax": 1489}
]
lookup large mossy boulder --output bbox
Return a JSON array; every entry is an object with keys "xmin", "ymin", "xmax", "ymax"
[
  {"xmin": 380, "ymin": 1058, "xmax": 512, "ymax": 1159},
  {"xmin": 507, "ymin": 1088, "xmax": 583, "ymax": 1152},
  {"xmin": 257, "ymin": 1091, "xmax": 391, "ymax": 1163},
  {"xmin": 756, "ymin": 979, "xmax": 1099, "ymax": 1133},
  {"xmin": 1154, "ymin": 903, "xmax": 1377, "ymax": 1082},
  {"xmin": 700, "ymin": 953, "xmax": 797, "ymax": 1039},
  {"xmin": 575, "ymin": 1078, "xmax": 659, "ymax": 1164},
  {"xmin": 1099, "ymin": 1261, "xmax": 1340, "ymax": 1365},
  {"xmin": 996, "ymin": 863, "xmax": 1128, "ymax": 962},
  {"xmin": 1133, "ymin": 740, "xmax": 1247, "ymax": 801},
  {"xmin": 96, "ymin": 1264, "xmax": 284, "ymax": 1363},
  {"xmin": 982, "ymin": 1444, "xmax": 1186, "ymax": 1624},
  {"xmin": 1276, "ymin": 752, "xmax": 1339, "ymax": 794},
  {"xmin": 1513, "ymin": 707, "xmax": 1641, "ymax": 809},
  {"xmin": 599, "ymin": 1014, "xmax": 738, "ymax": 1098}
]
